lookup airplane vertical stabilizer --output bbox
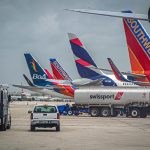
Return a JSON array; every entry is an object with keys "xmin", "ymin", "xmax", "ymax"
[
  {"xmin": 24, "ymin": 53, "xmax": 49, "ymax": 86},
  {"xmin": 50, "ymin": 58, "xmax": 72, "ymax": 81},
  {"xmin": 123, "ymin": 17, "xmax": 150, "ymax": 74},
  {"xmin": 68, "ymin": 33, "xmax": 103, "ymax": 79}
]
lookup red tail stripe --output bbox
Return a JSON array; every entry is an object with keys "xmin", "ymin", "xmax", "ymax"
[
  {"xmin": 70, "ymin": 38, "xmax": 83, "ymax": 46},
  {"xmin": 75, "ymin": 58, "xmax": 91, "ymax": 67}
]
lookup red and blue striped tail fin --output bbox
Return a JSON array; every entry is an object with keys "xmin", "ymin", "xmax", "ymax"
[{"xmin": 68, "ymin": 33, "xmax": 103, "ymax": 79}]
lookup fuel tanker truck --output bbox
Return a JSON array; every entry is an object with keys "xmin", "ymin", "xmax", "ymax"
[{"xmin": 74, "ymin": 87, "xmax": 150, "ymax": 118}]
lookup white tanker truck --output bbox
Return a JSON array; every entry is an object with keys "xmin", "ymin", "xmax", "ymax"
[{"xmin": 74, "ymin": 87, "xmax": 150, "ymax": 118}]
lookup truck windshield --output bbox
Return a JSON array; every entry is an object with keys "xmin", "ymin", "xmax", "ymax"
[{"xmin": 34, "ymin": 106, "xmax": 57, "ymax": 113}]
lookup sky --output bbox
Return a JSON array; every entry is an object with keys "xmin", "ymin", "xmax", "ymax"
[{"xmin": 0, "ymin": 0, "xmax": 150, "ymax": 92}]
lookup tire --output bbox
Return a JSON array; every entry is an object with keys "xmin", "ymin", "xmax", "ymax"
[
  {"xmin": 130, "ymin": 108, "xmax": 140, "ymax": 118},
  {"xmin": 67, "ymin": 110, "xmax": 73, "ymax": 116},
  {"xmin": 30, "ymin": 125, "xmax": 35, "ymax": 131},
  {"xmin": 90, "ymin": 108, "xmax": 100, "ymax": 117},
  {"xmin": 7, "ymin": 125, "xmax": 11, "ymax": 129},
  {"xmin": 7, "ymin": 116, "xmax": 11, "ymax": 129},
  {"xmin": 101, "ymin": 108, "xmax": 111, "ymax": 117},
  {"xmin": 56, "ymin": 125, "xmax": 60, "ymax": 131},
  {"xmin": 2, "ymin": 124, "xmax": 6, "ymax": 131},
  {"xmin": 2, "ymin": 117, "xmax": 7, "ymax": 131},
  {"xmin": 140, "ymin": 108, "xmax": 147, "ymax": 118},
  {"xmin": 74, "ymin": 111, "xmax": 79, "ymax": 116},
  {"xmin": 111, "ymin": 110, "xmax": 119, "ymax": 117}
]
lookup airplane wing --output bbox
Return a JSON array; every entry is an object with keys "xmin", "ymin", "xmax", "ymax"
[
  {"xmin": 65, "ymin": 9, "xmax": 149, "ymax": 21},
  {"xmin": 119, "ymin": 72, "xmax": 146, "ymax": 78},
  {"xmin": 83, "ymin": 79, "xmax": 103, "ymax": 86},
  {"xmin": 44, "ymin": 85, "xmax": 67, "ymax": 91},
  {"xmin": 13, "ymin": 84, "xmax": 67, "ymax": 91},
  {"xmin": 72, "ymin": 78, "xmax": 103, "ymax": 86},
  {"xmin": 13, "ymin": 84, "xmax": 50, "ymax": 91},
  {"xmin": 89, "ymin": 67, "xmax": 146, "ymax": 78},
  {"xmin": 107, "ymin": 58, "xmax": 150, "ymax": 86},
  {"xmin": 132, "ymin": 81, "xmax": 150, "ymax": 86}
]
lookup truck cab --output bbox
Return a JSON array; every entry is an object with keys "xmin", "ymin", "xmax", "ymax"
[{"xmin": 29, "ymin": 104, "xmax": 60, "ymax": 131}]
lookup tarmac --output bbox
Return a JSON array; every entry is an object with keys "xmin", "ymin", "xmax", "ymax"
[{"xmin": 0, "ymin": 101, "xmax": 150, "ymax": 150}]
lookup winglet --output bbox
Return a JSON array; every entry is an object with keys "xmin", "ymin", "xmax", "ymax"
[
  {"xmin": 107, "ymin": 58, "xmax": 128, "ymax": 82},
  {"xmin": 23, "ymin": 74, "xmax": 34, "ymax": 86}
]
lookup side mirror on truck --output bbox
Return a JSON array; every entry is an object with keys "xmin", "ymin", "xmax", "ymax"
[{"xmin": 28, "ymin": 110, "xmax": 32, "ymax": 114}]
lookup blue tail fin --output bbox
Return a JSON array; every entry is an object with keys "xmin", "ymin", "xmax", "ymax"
[
  {"xmin": 24, "ymin": 53, "xmax": 49, "ymax": 86},
  {"xmin": 50, "ymin": 58, "xmax": 72, "ymax": 81},
  {"xmin": 68, "ymin": 33, "xmax": 103, "ymax": 79}
]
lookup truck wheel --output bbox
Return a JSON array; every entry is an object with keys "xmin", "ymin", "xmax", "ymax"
[
  {"xmin": 74, "ymin": 111, "xmax": 79, "ymax": 116},
  {"xmin": 140, "ymin": 112, "xmax": 147, "ymax": 118},
  {"xmin": 56, "ymin": 125, "xmax": 60, "ymax": 131},
  {"xmin": 101, "ymin": 108, "xmax": 111, "ymax": 117},
  {"xmin": 7, "ymin": 116, "xmax": 11, "ymax": 129},
  {"xmin": 2, "ymin": 117, "xmax": 7, "ymax": 131},
  {"xmin": 130, "ymin": 108, "xmax": 140, "ymax": 118},
  {"xmin": 111, "ymin": 110, "xmax": 119, "ymax": 117},
  {"xmin": 2, "ymin": 124, "xmax": 6, "ymax": 131},
  {"xmin": 67, "ymin": 110, "xmax": 73, "ymax": 116},
  {"xmin": 30, "ymin": 125, "xmax": 35, "ymax": 131},
  {"xmin": 140, "ymin": 109, "xmax": 147, "ymax": 118},
  {"xmin": 90, "ymin": 108, "xmax": 100, "ymax": 117}
]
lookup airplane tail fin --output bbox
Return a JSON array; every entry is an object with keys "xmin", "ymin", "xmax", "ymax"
[
  {"xmin": 123, "ymin": 14, "xmax": 150, "ymax": 75},
  {"xmin": 107, "ymin": 58, "xmax": 128, "ymax": 82},
  {"xmin": 24, "ymin": 53, "xmax": 49, "ymax": 86},
  {"xmin": 68, "ymin": 33, "xmax": 103, "ymax": 79},
  {"xmin": 50, "ymin": 58, "xmax": 72, "ymax": 81}
]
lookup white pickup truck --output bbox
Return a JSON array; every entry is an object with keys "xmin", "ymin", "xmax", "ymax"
[{"xmin": 29, "ymin": 104, "xmax": 60, "ymax": 131}]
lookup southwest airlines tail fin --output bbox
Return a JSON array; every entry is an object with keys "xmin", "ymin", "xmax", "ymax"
[
  {"xmin": 123, "ymin": 14, "xmax": 150, "ymax": 75},
  {"xmin": 50, "ymin": 58, "xmax": 72, "ymax": 81},
  {"xmin": 68, "ymin": 33, "xmax": 103, "ymax": 79},
  {"xmin": 24, "ymin": 53, "xmax": 49, "ymax": 86},
  {"xmin": 107, "ymin": 58, "xmax": 128, "ymax": 82}
]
